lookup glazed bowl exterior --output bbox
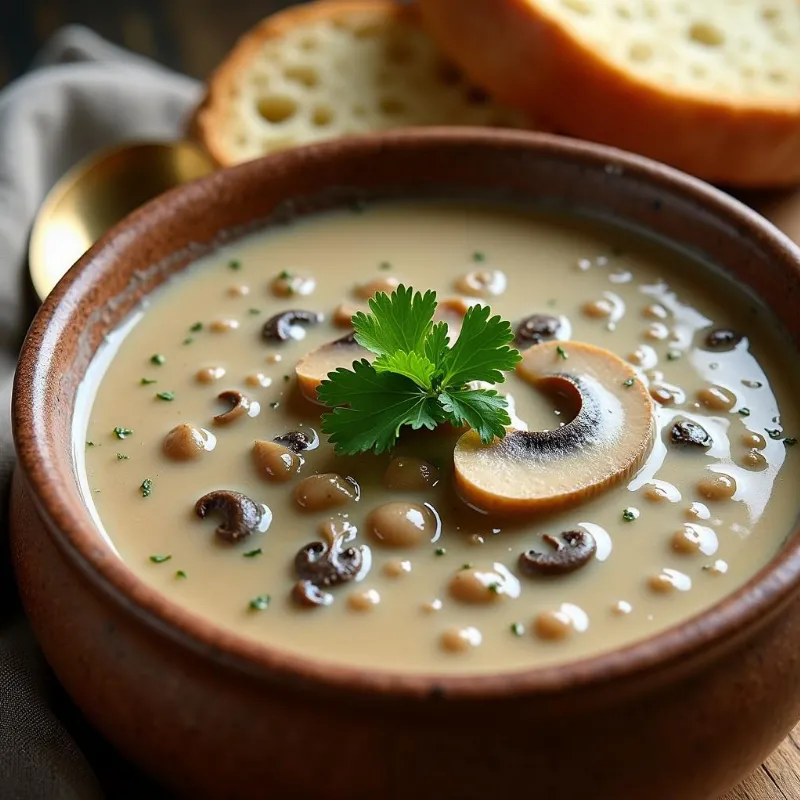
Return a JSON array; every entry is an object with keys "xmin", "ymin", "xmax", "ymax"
[{"xmin": 11, "ymin": 130, "xmax": 800, "ymax": 800}]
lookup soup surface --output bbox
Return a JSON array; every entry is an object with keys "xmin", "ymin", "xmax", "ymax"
[{"xmin": 79, "ymin": 202, "xmax": 800, "ymax": 674}]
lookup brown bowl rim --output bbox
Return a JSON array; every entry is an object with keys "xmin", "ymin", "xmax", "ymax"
[{"xmin": 13, "ymin": 128, "xmax": 800, "ymax": 699}]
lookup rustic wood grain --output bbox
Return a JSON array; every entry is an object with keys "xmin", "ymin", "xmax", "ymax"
[{"xmin": 2, "ymin": 4, "xmax": 800, "ymax": 799}]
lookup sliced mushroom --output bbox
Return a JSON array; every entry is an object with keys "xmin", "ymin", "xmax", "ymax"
[
  {"xmin": 294, "ymin": 539, "xmax": 363, "ymax": 586},
  {"xmin": 670, "ymin": 420, "xmax": 712, "ymax": 448},
  {"xmin": 514, "ymin": 314, "xmax": 561, "ymax": 349},
  {"xmin": 295, "ymin": 333, "xmax": 374, "ymax": 403},
  {"xmin": 518, "ymin": 531, "xmax": 596, "ymax": 576},
  {"xmin": 261, "ymin": 309, "xmax": 323, "ymax": 343},
  {"xmin": 453, "ymin": 341, "xmax": 655, "ymax": 514},
  {"xmin": 292, "ymin": 580, "xmax": 334, "ymax": 608},
  {"xmin": 194, "ymin": 490, "xmax": 264, "ymax": 542},
  {"xmin": 214, "ymin": 390, "xmax": 257, "ymax": 424}
]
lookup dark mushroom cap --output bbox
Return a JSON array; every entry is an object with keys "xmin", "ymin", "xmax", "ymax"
[
  {"xmin": 514, "ymin": 314, "xmax": 561, "ymax": 349},
  {"xmin": 518, "ymin": 530, "xmax": 596, "ymax": 576},
  {"xmin": 292, "ymin": 580, "xmax": 334, "ymax": 608},
  {"xmin": 194, "ymin": 490, "xmax": 264, "ymax": 542},
  {"xmin": 294, "ymin": 539, "xmax": 363, "ymax": 587},
  {"xmin": 704, "ymin": 328, "xmax": 743, "ymax": 351},
  {"xmin": 670, "ymin": 420, "xmax": 713, "ymax": 448},
  {"xmin": 214, "ymin": 390, "xmax": 252, "ymax": 424},
  {"xmin": 262, "ymin": 310, "xmax": 323, "ymax": 342},
  {"xmin": 274, "ymin": 430, "xmax": 311, "ymax": 453}
]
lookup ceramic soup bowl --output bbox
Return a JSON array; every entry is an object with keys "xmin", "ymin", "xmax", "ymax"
[{"xmin": 11, "ymin": 130, "xmax": 800, "ymax": 800}]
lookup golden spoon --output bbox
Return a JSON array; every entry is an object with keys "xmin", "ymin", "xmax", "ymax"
[{"xmin": 28, "ymin": 140, "xmax": 215, "ymax": 301}]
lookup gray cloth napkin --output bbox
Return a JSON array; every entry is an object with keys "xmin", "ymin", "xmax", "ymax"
[{"xmin": 0, "ymin": 26, "xmax": 200, "ymax": 800}]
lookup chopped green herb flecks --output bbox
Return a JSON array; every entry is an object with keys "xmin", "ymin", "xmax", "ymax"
[
  {"xmin": 283, "ymin": 375, "xmax": 290, "ymax": 382},
  {"xmin": 556, "ymin": 345, "xmax": 568, "ymax": 360},
  {"xmin": 622, "ymin": 378, "xmax": 635, "ymax": 387},
  {"xmin": 156, "ymin": 391, "xmax": 175, "ymax": 402},
  {"xmin": 243, "ymin": 548, "xmax": 263, "ymax": 558},
  {"xmin": 461, "ymin": 563, "xmax": 473, "ymax": 570},
  {"xmin": 140, "ymin": 478, "xmax": 153, "ymax": 498},
  {"xmin": 229, "ymin": 259, "xmax": 241, "ymax": 270},
  {"xmin": 86, "ymin": 441, "xmax": 96, "ymax": 447},
  {"xmin": 249, "ymin": 594, "xmax": 271, "ymax": 611},
  {"xmin": 149, "ymin": 554, "xmax": 171, "ymax": 564},
  {"xmin": 738, "ymin": 408, "xmax": 751, "ymax": 417},
  {"xmin": 435, "ymin": 547, "xmax": 447, "ymax": 556},
  {"xmin": 786, "ymin": 437, "xmax": 797, "ymax": 446},
  {"xmin": 767, "ymin": 428, "xmax": 783, "ymax": 440},
  {"xmin": 150, "ymin": 354, "xmax": 165, "ymax": 366},
  {"xmin": 510, "ymin": 622, "xmax": 524, "ymax": 637},
  {"xmin": 189, "ymin": 321, "xmax": 203, "ymax": 332},
  {"xmin": 175, "ymin": 570, "xmax": 187, "ymax": 579},
  {"xmin": 622, "ymin": 507, "xmax": 638, "ymax": 522},
  {"xmin": 116, "ymin": 453, "xmax": 129, "ymax": 461},
  {"xmin": 113, "ymin": 426, "xmax": 133, "ymax": 440},
  {"xmin": 140, "ymin": 377, "xmax": 157, "ymax": 385},
  {"xmin": 379, "ymin": 261, "xmax": 392, "ymax": 270},
  {"xmin": 248, "ymin": 308, "xmax": 261, "ymax": 315},
  {"xmin": 667, "ymin": 351, "xmax": 681, "ymax": 361},
  {"xmin": 270, "ymin": 402, "xmax": 280, "ymax": 409},
  {"xmin": 278, "ymin": 269, "xmax": 291, "ymax": 280},
  {"xmin": 472, "ymin": 251, "xmax": 486, "ymax": 262},
  {"xmin": 488, "ymin": 582, "xmax": 501, "ymax": 594},
  {"xmin": 182, "ymin": 337, "xmax": 194, "ymax": 345}
]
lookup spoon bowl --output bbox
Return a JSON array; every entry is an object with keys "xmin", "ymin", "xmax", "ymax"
[{"xmin": 28, "ymin": 140, "xmax": 214, "ymax": 300}]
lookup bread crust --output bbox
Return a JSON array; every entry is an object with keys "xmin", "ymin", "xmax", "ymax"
[
  {"xmin": 190, "ymin": 0, "xmax": 418, "ymax": 167},
  {"xmin": 418, "ymin": 0, "xmax": 800, "ymax": 187}
]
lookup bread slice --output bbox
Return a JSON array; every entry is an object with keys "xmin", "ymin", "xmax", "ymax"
[
  {"xmin": 190, "ymin": 0, "xmax": 530, "ymax": 167},
  {"xmin": 418, "ymin": 0, "xmax": 800, "ymax": 187}
]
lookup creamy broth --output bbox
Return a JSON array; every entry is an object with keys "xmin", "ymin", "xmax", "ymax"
[{"xmin": 80, "ymin": 203, "xmax": 800, "ymax": 674}]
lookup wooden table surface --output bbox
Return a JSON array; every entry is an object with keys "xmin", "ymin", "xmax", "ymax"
[{"xmin": 3, "ymin": 3, "xmax": 800, "ymax": 798}]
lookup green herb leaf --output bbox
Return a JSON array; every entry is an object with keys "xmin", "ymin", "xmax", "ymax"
[
  {"xmin": 438, "ymin": 388, "xmax": 510, "ymax": 443},
  {"xmin": 249, "ymin": 594, "xmax": 271, "ymax": 611},
  {"xmin": 319, "ymin": 363, "xmax": 445, "ymax": 455},
  {"xmin": 353, "ymin": 286, "xmax": 437, "ymax": 356},
  {"xmin": 156, "ymin": 391, "xmax": 175, "ymax": 402},
  {"xmin": 113, "ymin": 426, "xmax": 133, "ymax": 439},
  {"xmin": 440, "ymin": 304, "xmax": 520, "ymax": 387},
  {"xmin": 175, "ymin": 569, "xmax": 187, "ymax": 579},
  {"xmin": 435, "ymin": 547, "xmax": 447, "ymax": 556},
  {"xmin": 622, "ymin": 508, "xmax": 637, "ymax": 522},
  {"xmin": 318, "ymin": 286, "xmax": 521, "ymax": 455},
  {"xmin": 622, "ymin": 378, "xmax": 635, "ymax": 388},
  {"xmin": 150, "ymin": 354, "xmax": 165, "ymax": 366},
  {"xmin": 140, "ymin": 377, "xmax": 157, "ymax": 385},
  {"xmin": 149, "ymin": 554, "xmax": 171, "ymax": 564},
  {"xmin": 373, "ymin": 350, "xmax": 437, "ymax": 390},
  {"xmin": 472, "ymin": 251, "xmax": 486, "ymax": 262},
  {"xmin": 738, "ymin": 407, "xmax": 751, "ymax": 417},
  {"xmin": 229, "ymin": 259, "xmax": 241, "ymax": 270},
  {"xmin": 510, "ymin": 622, "xmax": 524, "ymax": 637},
  {"xmin": 116, "ymin": 453, "xmax": 129, "ymax": 461},
  {"xmin": 140, "ymin": 478, "xmax": 152, "ymax": 498},
  {"xmin": 556, "ymin": 345, "xmax": 568, "ymax": 360},
  {"xmin": 189, "ymin": 322, "xmax": 203, "ymax": 332},
  {"xmin": 243, "ymin": 548, "xmax": 263, "ymax": 558}
]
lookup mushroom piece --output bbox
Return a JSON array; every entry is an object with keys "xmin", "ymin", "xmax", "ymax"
[
  {"xmin": 214, "ymin": 390, "xmax": 257, "ymax": 424},
  {"xmin": 295, "ymin": 333, "xmax": 374, "ymax": 403},
  {"xmin": 294, "ymin": 538, "xmax": 363, "ymax": 587},
  {"xmin": 704, "ymin": 328, "xmax": 742, "ymax": 351},
  {"xmin": 292, "ymin": 580, "xmax": 334, "ymax": 608},
  {"xmin": 514, "ymin": 313, "xmax": 561, "ymax": 349},
  {"xmin": 273, "ymin": 430, "xmax": 311, "ymax": 453},
  {"xmin": 194, "ymin": 490, "xmax": 264, "ymax": 542},
  {"xmin": 518, "ymin": 531, "xmax": 597, "ymax": 576},
  {"xmin": 453, "ymin": 341, "xmax": 655, "ymax": 514},
  {"xmin": 670, "ymin": 420, "xmax": 712, "ymax": 448},
  {"xmin": 261, "ymin": 309, "xmax": 323, "ymax": 343}
]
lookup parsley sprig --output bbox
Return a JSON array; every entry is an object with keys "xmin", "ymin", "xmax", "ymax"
[{"xmin": 318, "ymin": 286, "xmax": 521, "ymax": 455}]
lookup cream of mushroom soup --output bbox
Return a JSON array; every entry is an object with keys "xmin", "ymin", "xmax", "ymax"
[{"xmin": 78, "ymin": 202, "xmax": 800, "ymax": 674}]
